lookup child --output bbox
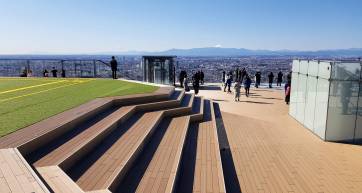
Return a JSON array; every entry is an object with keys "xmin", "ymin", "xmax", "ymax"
[{"xmin": 234, "ymin": 81, "xmax": 241, "ymax": 101}]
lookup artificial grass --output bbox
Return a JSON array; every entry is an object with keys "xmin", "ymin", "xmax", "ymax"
[{"xmin": 0, "ymin": 78, "xmax": 158, "ymax": 136}]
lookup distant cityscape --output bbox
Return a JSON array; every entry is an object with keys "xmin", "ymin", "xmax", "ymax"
[{"xmin": 0, "ymin": 54, "xmax": 360, "ymax": 83}]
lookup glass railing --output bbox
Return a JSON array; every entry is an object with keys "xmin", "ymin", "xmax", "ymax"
[{"xmin": 0, "ymin": 59, "xmax": 143, "ymax": 80}]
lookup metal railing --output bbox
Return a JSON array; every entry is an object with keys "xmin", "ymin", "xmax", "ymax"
[{"xmin": 0, "ymin": 59, "xmax": 143, "ymax": 80}]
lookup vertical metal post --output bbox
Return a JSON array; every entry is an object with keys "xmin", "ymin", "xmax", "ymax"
[
  {"xmin": 27, "ymin": 60, "xmax": 30, "ymax": 75},
  {"xmin": 74, "ymin": 62, "xmax": 77, "ymax": 77},
  {"xmin": 93, "ymin": 60, "xmax": 97, "ymax": 78}
]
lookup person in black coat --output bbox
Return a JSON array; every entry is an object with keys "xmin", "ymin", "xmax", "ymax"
[
  {"xmin": 255, "ymin": 71, "xmax": 261, "ymax": 88},
  {"xmin": 268, "ymin": 72, "xmax": 274, "ymax": 88},
  {"xmin": 277, "ymin": 71, "xmax": 283, "ymax": 86},
  {"xmin": 110, "ymin": 56, "xmax": 118, "ymax": 79}
]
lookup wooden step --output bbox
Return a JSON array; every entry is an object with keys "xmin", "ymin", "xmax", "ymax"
[
  {"xmin": 190, "ymin": 96, "xmax": 204, "ymax": 122},
  {"xmin": 75, "ymin": 111, "xmax": 165, "ymax": 191},
  {"xmin": 0, "ymin": 87, "xmax": 173, "ymax": 155},
  {"xmin": 133, "ymin": 116, "xmax": 190, "ymax": 193},
  {"xmin": 194, "ymin": 100, "xmax": 226, "ymax": 193},
  {"xmin": 170, "ymin": 90, "xmax": 185, "ymax": 101},
  {"xmin": 33, "ymin": 106, "xmax": 136, "ymax": 168},
  {"xmin": 164, "ymin": 93, "xmax": 195, "ymax": 117},
  {"xmin": 184, "ymin": 100, "xmax": 226, "ymax": 193},
  {"xmin": 32, "ymin": 93, "xmax": 185, "ymax": 169},
  {"xmin": 37, "ymin": 166, "xmax": 83, "ymax": 193}
]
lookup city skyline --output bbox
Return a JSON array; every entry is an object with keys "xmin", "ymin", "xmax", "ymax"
[{"xmin": 1, "ymin": 0, "xmax": 362, "ymax": 54}]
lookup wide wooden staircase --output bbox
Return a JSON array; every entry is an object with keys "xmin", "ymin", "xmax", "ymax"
[{"xmin": 0, "ymin": 87, "xmax": 227, "ymax": 193}]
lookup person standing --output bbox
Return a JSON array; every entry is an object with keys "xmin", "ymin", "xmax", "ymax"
[
  {"xmin": 277, "ymin": 71, "xmax": 283, "ymax": 86},
  {"xmin": 244, "ymin": 75, "xmax": 252, "ymax": 97},
  {"xmin": 234, "ymin": 81, "xmax": 241, "ymax": 101},
  {"xmin": 255, "ymin": 71, "xmax": 261, "ymax": 88},
  {"xmin": 179, "ymin": 71, "xmax": 185, "ymax": 88},
  {"xmin": 240, "ymin": 68, "xmax": 247, "ymax": 83},
  {"xmin": 184, "ymin": 74, "xmax": 190, "ymax": 92},
  {"xmin": 193, "ymin": 73, "xmax": 200, "ymax": 95},
  {"xmin": 43, "ymin": 69, "xmax": 49, "ymax": 77},
  {"xmin": 285, "ymin": 81, "xmax": 291, "ymax": 104},
  {"xmin": 200, "ymin": 70, "xmax": 204, "ymax": 85},
  {"xmin": 226, "ymin": 74, "xmax": 232, "ymax": 93},
  {"xmin": 110, "ymin": 56, "xmax": 118, "ymax": 79},
  {"xmin": 61, "ymin": 69, "xmax": 66, "ymax": 78},
  {"xmin": 235, "ymin": 68, "xmax": 240, "ymax": 82},
  {"xmin": 268, "ymin": 72, "xmax": 274, "ymax": 88},
  {"xmin": 51, "ymin": 67, "xmax": 58, "ymax": 78},
  {"xmin": 222, "ymin": 71, "xmax": 226, "ymax": 88}
]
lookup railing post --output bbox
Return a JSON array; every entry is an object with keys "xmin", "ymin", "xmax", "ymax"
[
  {"xmin": 27, "ymin": 60, "xmax": 30, "ymax": 75},
  {"xmin": 93, "ymin": 60, "xmax": 97, "ymax": 77},
  {"xmin": 74, "ymin": 62, "xmax": 77, "ymax": 77}
]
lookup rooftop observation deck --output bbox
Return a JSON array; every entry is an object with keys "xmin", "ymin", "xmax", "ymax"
[
  {"xmin": 198, "ymin": 84, "xmax": 362, "ymax": 193},
  {"xmin": 0, "ymin": 81, "xmax": 362, "ymax": 193}
]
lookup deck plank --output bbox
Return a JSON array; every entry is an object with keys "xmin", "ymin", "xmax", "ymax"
[
  {"xmin": 76, "ymin": 111, "xmax": 164, "ymax": 191},
  {"xmin": 33, "ymin": 106, "xmax": 135, "ymax": 167},
  {"xmin": 135, "ymin": 116, "xmax": 190, "ymax": 193},
  {"xmin": 0, "ymin": 148, "xmax": 47, "ymax": 193}
]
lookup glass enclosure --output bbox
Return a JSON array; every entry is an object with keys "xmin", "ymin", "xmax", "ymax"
[
  {"xmin": 142, "ymin": 56, "xmax": 175, "ymax": 85},
  {"xmin": 289, "ymin": 60, "xmax": 362, "ymax": 144}
]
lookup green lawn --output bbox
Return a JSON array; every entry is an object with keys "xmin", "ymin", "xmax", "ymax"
[{"xmin": 0, "ymin": 78, "xmax": 158, "ymax": 136}]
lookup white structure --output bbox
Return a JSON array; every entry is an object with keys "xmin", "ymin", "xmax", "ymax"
[{"xmin": 290, "ymin": 60, "xmax": 361, "ymax": 144}]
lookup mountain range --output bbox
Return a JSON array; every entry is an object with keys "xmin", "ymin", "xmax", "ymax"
[{"xmin": 116, "ymin": 47, "xmax": 362, "ymax": 57}]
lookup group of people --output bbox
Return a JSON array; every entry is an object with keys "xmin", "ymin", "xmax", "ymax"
[
  {"xmin": 42, "ymin": 67, "xmax": 65, "ymax": 78},
  {"xmin": 39, "ymin": 56, "xmax": 118, "ymax": 79},
  {"xmin": 222, "ymin": 69, "xmax": 252, "ymax": 101},
  {"xmin": 179, "ymin": 70, "xmax": 204, "ymax": 95},
  {"xmin": 222, "ymin": 68, "xmax": 291, "ymax": 104},
  {"xmin": 267, "ymin": 71, "xmax": 284, "ymax": 88}
]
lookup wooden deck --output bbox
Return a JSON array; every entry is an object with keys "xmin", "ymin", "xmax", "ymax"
[
  {"xmin": 0, "ymin": 148, "xmax": 48, "ymax": 193},
  {"xmin": 135, "ymin": 116, "xmax": 190, "ymax": 193},
  {"xmin": 33, "ymin": 105, "xmax": 136, "ymax": 168},
  {"xmin": 192, "ymin": 100, "xmax": 226, "ymax": 193},
  {"xmin": 76, "ymin": 111, "xmax": 164, "ymax": 191},
  {"xmin": 2, "ymin": 83, "xmax": 362, "ymax": 193},
  {"xmin": 198, "ymin": 85, "xmax": 362, "ymax": 193}
]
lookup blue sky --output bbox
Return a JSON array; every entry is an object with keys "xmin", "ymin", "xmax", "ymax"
[{"xmin": 0, "ymin": 0, "xmax": 362, "ymax": 54}]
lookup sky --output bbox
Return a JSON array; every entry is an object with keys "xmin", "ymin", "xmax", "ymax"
[{"xmin": 0, "ymin": 0, "xmax": 362, "ymax": 54}]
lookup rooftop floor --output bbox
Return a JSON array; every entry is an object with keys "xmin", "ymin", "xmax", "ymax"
[
  {"xmin": 1, "ymin": 82, "xmax": 362, "ymax": 193},
  {"xmin": 198, "ymin": 83, "xmax": 362, "ymax": 193}
]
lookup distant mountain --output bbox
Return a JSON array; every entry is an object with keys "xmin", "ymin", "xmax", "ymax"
[
  {"xmin": 2, "ymin": 47, "xmax": 361, "ymax": 57},
  {"xmin": 118, "ymin": 47, "xmax": 362, "ymax": 57}
]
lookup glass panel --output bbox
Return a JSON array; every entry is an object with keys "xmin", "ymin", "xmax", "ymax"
[
  {"xmin": 307, "ymin": 61, "xmax": 319, "ymax": 77},
  {"xmin": 326, "ymin": 80, "xmax": 359, "ymax": 142},
  {"xmin": 318, "ymin": 61, "xmax": 332, "ymax": 79},
  {"xmin": 290, "ymin": 73, "xmax": 299, "ymax": 103},
  {"xmin": 292, "ymin": 60, "xmax": 300, "ymax": 73},
  {"xmin": 299, "ymin": 60, "xmax": 309, "ymax": 75},
  {"xmin": 304, "ymin": 76, "xmax": 317, "ymax": 130},
  {"xmin": 313, "ymin": 78, "xmax": 330, "ymax": 139},
  {"xmin": 154, "ymin": 62, "xmax": 162, "ymax": 84},
  {"xmin": 354, "ymin": 82, "xmax": 362, "ymax": 144},
  {"xmin": 164, "ymin": 60, "xmax": 170, "ymax": 85},
  {"xmin": 331, "ymin": 62, "xmax": 361, "ymax": 81},
  {"xmin": 296, "ymin": 74, "xmax": 307, "ymax": 123},
  {"xmin": 289, "ymin": 72, "xmax": 299, "ymax": 117}
]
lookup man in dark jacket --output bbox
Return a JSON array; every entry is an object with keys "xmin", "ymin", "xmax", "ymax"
[
  {"xmin": 110, "ymin": 56, "xmax": 118, "ymax": 79},
  {"xmin": 255, "ymin": 71, "xmax": 261, "ymax": 88},
  {"xmin": 277, "ymin": 71, "xmax": 283, "ymax": 86},
  {"xmin": 268, "ymin": 72, "xmax": 274, "ymax": 88}
]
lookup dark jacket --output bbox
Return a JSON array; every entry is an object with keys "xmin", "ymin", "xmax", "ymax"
[{"xmin": 110, "ymin": 59, "xmax": 118, "ymax": 71}]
